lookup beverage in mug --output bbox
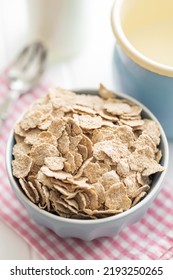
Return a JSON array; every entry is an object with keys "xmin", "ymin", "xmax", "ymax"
[{"xmin": 111, "ymin": 0, "xmax": 173, "ymax": 138}]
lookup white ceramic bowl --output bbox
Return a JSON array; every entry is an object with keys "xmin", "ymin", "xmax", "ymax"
[{"xmin": 6, "ymin": 90, "xmax": 169, "ymax": 240}]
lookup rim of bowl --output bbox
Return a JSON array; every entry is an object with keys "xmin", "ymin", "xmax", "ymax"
[
  {"xmin": 111, "ymin": 0, "xmax": 173, "ymax": 77},
  {"xmin": 6, "ymin": 89, "xmax": 169, "ymax": 225}
]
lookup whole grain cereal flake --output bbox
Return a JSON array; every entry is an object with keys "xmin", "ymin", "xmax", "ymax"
[
  {"xmin": 100, "ymin": 170, "xmax": 120, "ymax": 191},
  {"xmin": 12, "ymin": 142, "xmax": 31, "ymax": 157},
  {"xmin": 30, "ymin": 143, "xmax": 59, "ymax": 166},
  {"xmin": 98, "ymin": 83, "xmax": 115, "ymax": 99},
  {"xmin": 41, "ymin": 165, "xmax": 73, "ymax": 180},
  {"xmin": 44, "ymin": 156, "xmax": 65, "ymax": 171},
  {"xmin": 93, "ymin": 140, "xmax": 130, "ymax": 163},
  {"xmin": 19, "ymin": 178, "xmax": 39, "ymax": 203},
  {"xmin": 73, "ymin": 114, "xmax": 103, "ymax": 130},
  {"xmin": 12, "ymin": 154, "xmax": 32, "ymax": 178},
  {"xmin": 104, "ymin": 101, "xmax": 132, "ymax": 116},
  {"xmin": 105, "ymin": 183, "xmax": 132, "ymax": 211}
]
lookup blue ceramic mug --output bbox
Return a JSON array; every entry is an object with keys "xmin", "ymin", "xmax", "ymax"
[{"xmin": 111, "ymin": 0, "xmax": 173, "ymax": 139}]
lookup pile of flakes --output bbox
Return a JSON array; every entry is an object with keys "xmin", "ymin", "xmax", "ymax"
[{"xmin": 12, "ymin": 84, "xmax": 164, "ymax": 219}]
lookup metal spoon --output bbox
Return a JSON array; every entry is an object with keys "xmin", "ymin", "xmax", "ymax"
[{"xmin": 0, "ymin": 41, "xmax": 47, "ymax": 127}]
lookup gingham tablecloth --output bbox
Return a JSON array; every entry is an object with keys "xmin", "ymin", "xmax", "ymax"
[{"xmin": 0, "ymin": 73, "xmax": 173, "ymax": 260}]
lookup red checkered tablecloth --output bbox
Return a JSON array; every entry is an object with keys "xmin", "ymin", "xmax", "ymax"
[{"xmin": 0, "ymin": 74, "xmax": 173, "ymax": 260}]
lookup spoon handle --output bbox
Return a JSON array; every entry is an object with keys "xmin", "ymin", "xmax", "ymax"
[{"xmin": 0, "ymin": 90, "xmax": 20, "ymax": 125}]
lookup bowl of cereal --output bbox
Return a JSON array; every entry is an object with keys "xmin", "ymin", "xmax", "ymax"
[{"xmin": 6, "ymin": 85, "xmax": 169, "ymax": 240}]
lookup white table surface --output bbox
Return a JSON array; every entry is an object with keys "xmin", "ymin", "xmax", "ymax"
[{"xmin": 0, "ymin": 0, "xmax": 172, "ymax": 260}]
